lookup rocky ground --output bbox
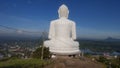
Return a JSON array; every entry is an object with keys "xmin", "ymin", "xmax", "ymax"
[{"xmin": 45, "ymin": 56, "xmax": 106, "ymax": 68}]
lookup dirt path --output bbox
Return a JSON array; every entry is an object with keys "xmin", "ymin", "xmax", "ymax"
[{"xmin": 45, "ymin": 56, "xmax": 106, "ymax": 68}]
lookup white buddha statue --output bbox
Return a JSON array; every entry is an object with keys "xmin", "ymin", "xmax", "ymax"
[{"xmin": 44, "ymin": 4, "xmax": 80, "ymax": 55}]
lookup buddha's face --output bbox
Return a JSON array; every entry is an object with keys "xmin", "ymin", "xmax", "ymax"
[{"xmin": 58, "ymin": 4, "xmax": 69, "ymax": 19}]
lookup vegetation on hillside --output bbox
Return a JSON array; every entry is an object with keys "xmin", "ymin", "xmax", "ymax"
[
  {"xmin": 0, "ymin": 58, "xmax": 51, "ymax": 68},
  {"xmin": 0, "ymin": 46, "xmax": 52, "ymax": 68},
  {"xmin": 96, "ymin": 56, "xmax": 120, "ymax": 68},
  {"xmin": 31, "ymin": 46, "xmax": 51, "ymax": 59}
]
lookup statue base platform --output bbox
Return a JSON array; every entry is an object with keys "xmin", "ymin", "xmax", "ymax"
[{"xmin": 50, "ymin": 50, "xmax": 80, "ymax": 55}]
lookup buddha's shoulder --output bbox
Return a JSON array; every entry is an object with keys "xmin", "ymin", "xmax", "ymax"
[
  {"xmin": 50, "ymin": 19, "xmax": 75, "ymax": 24},
  {"xmin": 68, "ymin": 19, "xmax": 75, "ymax": 23},
  {"xmin": 51, "ymin": 19, "xmax": 59, "ymax": 23},
  {"xmin": 65, "ymin": 19, "xmax": 76, "ymax": 25}
]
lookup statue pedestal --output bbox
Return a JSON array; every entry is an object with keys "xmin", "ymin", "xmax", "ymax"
[{"xmin": 44, "ymin": 39, "xmax": 80, "ymax": 55}]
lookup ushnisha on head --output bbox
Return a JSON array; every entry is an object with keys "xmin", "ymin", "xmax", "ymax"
[{"xmin": 58, "ymin": 4, "xmax": 69, "ymax": 19}]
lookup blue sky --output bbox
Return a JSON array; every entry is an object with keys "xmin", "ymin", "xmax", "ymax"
[{"xmin": 0, "ymin": 0, "xmax": 120, "ymax": 39}]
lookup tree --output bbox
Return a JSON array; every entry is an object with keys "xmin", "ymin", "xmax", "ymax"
[{"xmin": 31, "ymin": 46, "xmax": 51, "ymax": 59}]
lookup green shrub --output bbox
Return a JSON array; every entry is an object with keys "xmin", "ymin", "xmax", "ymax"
[{"xmin": 31, "ymin": 46, "xmax": 51, "ymax": 59}]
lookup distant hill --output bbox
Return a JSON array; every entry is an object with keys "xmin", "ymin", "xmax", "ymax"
[{"xmin": 104, "ymin": 37, "xmax": 120, "ymax": 41}]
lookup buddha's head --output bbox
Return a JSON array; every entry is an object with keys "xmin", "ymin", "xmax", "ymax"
[{"xmin": 58, "ymin": 4, "xmax": 69, "ymax": 19}]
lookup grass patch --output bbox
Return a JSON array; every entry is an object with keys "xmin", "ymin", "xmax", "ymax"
[{"xmin": 0, "ymin": 58, "xmax": 51, "ymax": 68}]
